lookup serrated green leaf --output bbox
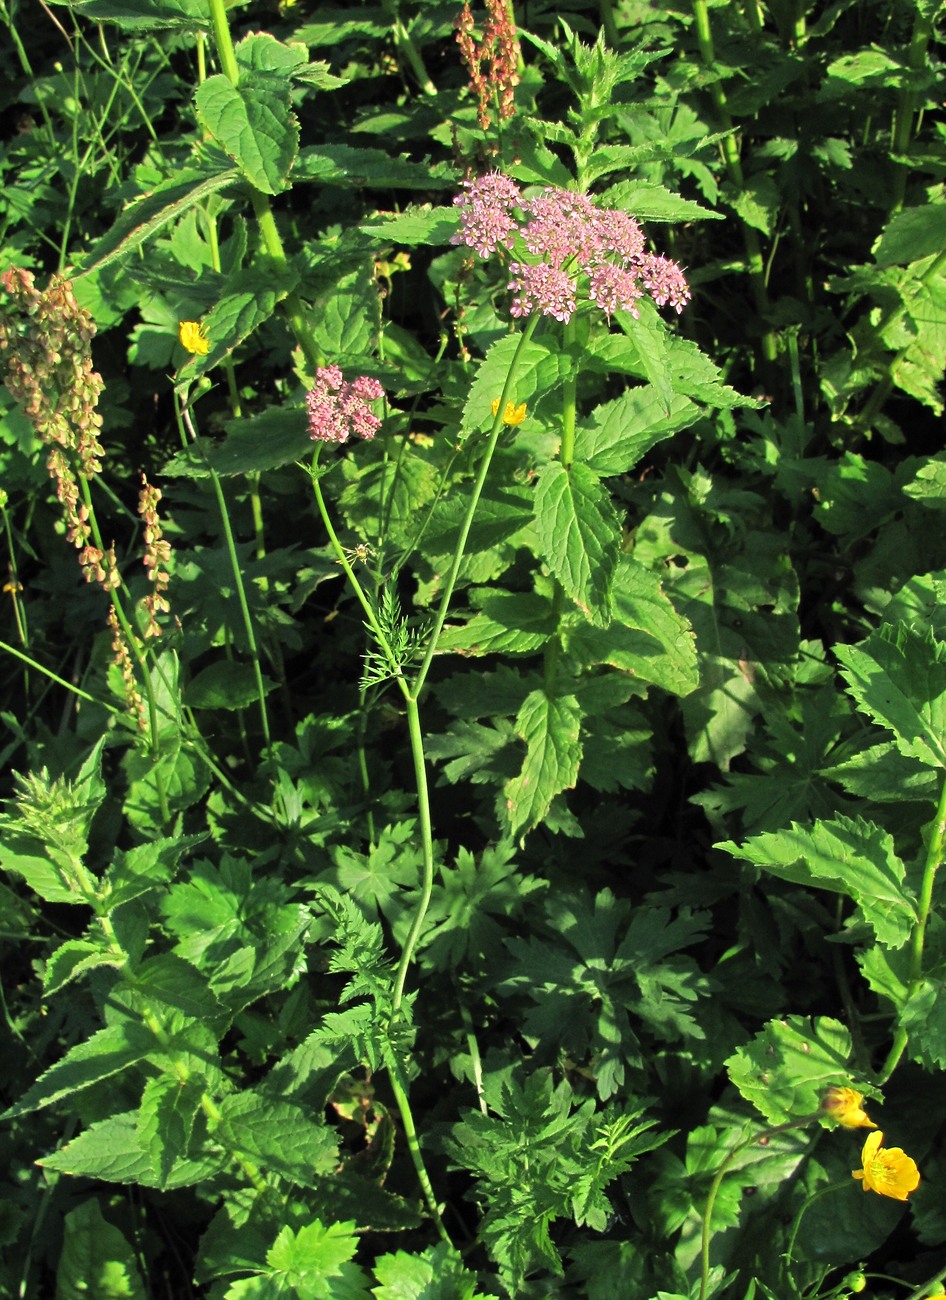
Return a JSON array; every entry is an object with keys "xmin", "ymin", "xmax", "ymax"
[
  {"xmin": 200, "ymin": 407, "xmax": 312, "ymax": 475},
  {"xmin": 565, "ymin": 558, "xmax": 699, "ymax": 696},
  {"xmin": 5, "ymin": 1023, "xmax": 154, "ymax": 1119},
  {"xmin": 835, "ymin": 623, "xmax": 946, "ymax": 769},
  {"xmin": 460, "ymin": 333, "xmax": 568, "ymax": 437},
  {"xmin": 216, "ymin": 1092, "xmax": 339, "ymax": 1187},
  {"xmin": 40, "ymin": 1111, "xmax": 223, "ymax": 1187},
  {"xmin": 138, "ymin": 1074, "xmax": 204, "ymax": 1189},
  {"xmin": 360, "ymin": 206, "xmax": 458, "ymax": 246},
  {"xmin": 196, "ymin": 72, "xmax": 298, "ymax": 195},
  {"xmin": 504, "ymin": 690, "xmax": 582, "ymax": 839},
  {"xmin": 874, "ymin": 205, "xmax": 946, "ymax": 267},
  {"xmin": 56, "ymin": 1199, "xmax": 146, "ymax": 1300},
  {"xmin": 371, "ymin": 1243, "xmax": 482, "ymax": 1299},
  {"xmin": 60, "ymin": 0, "xmax": 208, "ymax": 30},
  {"xmin": 575, "ymin": 386, "xmax": 698, "ymax": 476},
  {"xmin": 726, "ymin": 1016, "xmax": 854, "ymax": 1125},
  {"xmin": 130, "ymin": 953, "xmax": 224, "ymax": 1020},
  {"xmin": 76, "ymin": 156, "xmax": 238, "ymax": 275},
  {"xmin": 533, "ymin": 462, "xmax": 618, "ymax": 626},
  {"xmin": 103, "ymin": 833, "xmax": 208, "ymax": 911},
  {"xmin": 177, "ymin": 266, "xmax": 299, "ymax": 380},
  {"xmin": 293, "ymin": 145, "xmax": 453, "ymax": 190},
  {"xmin": 604, "ymin": 180, "xmax": 724, "ymax": 223},
  {"xmin": 717, "ymin": 814, "xmax": 915, "ymax": 947},
  {"xmin": 44, "ymin": 938, "xmax": 121, "ymax": 995},
  {"xmin": 439, "ymin": 591, "xmax": 556, "ymax": 656},
  {"xmin": 0, "ymin": 835, "xmax": 86, "ymax": 905}
]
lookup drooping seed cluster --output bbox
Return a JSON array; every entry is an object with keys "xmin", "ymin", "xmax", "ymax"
[
  {"xmin": 452, "ymin": 172, "xmax": 690, "ymax": 324},
  {"xmin": 306, "ymin": 366, "xmax": 385, "ymax": 444},
  {"xmin": 139, "ymin": 476, "xmax": 172, "ymax": 639},
  {"xmin": 454, "ymin": 0, "xmax": 520, "ymax": 131}
]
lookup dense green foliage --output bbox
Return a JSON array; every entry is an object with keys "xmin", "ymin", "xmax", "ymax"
[{"xmin": 0, "ymin": 0, "xmax": 945, "ymax": 1295}]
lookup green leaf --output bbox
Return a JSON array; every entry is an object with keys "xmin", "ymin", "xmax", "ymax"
[
  {"xmin": 261, "ymin": 1220, "xmax": 369, "ymax": 1298},
  {"xmin": 56, "ymin": 1199, "xmax": 146, "ymax": 1300},
  {"xmin": 195, "ymin": 71, "xmax": 298, "ymax": 195},
  {"xmin": 185, "ymin": 661, "xmax": 277, "ymax": 710},
  {"xmin": 899, "ymin": 977, "xmax": 946, "ymax": 1069},
  {"xmin": 177, "ymin": 265, "xmax": 300, "ymax": 380},
  {"xmin": 575, "ymin": 386, "xmax": 698, "ymax": 476},
  {"xmin": 726, "ymin": 1016, "xmax": 854, "ymax": 1125},
  {"xmin": 835, "ymin": 623, "xmax": 946, "ymax": 769},
  {"xmin": 0, "ymin": 835, "xmax": 87, "ymax": 905},
  {"xmin": 533, "ymin": 463, "xmax": 619, "ymax": 626},
  {"xmin": 439, "ymin": 591, "xmax": 557, "ymax": 656},
  {"xmin": 216, "ymin": 1092, "xmax": 339, "ymax": 1187},
  {"xmin": 40, "ymin": 1111, "xmax": 223, "ymax": 1187},
  {"xmin": 293, "ymin": 145, "xmax": 453, "ymax": 190},
  {"xmin": 565, "ymin": 558, "xmax": 699, "ymax": 696},
  {"xmin": 60, "ymin": 0, "xmax": 208, "ymax": 30},
  {"xmin": 460, "ymin": 333, "xmax": 569, "ymax": 437},
  {"xmin": 77, "ymin": 155, "xmax": 238, "ymax": 274},
  {"xmin": 5, "ymin": 1023, "xmax": 155, "ymax": 1119},
  {"xmin": 360, "ymin": 206, "xmax": 458, "ymax": 246},
  {"xmin": 717, "ymin": 815, "xmax": 916, "ymax": 947},
  {"xmin": 103, "ymin": 834, "xmax": 208, "ymax": 910},
  {"xmin": 371, "ymin": 1243, "xmax": 483, "ymax": 1299},
  {"xmin": 604, "ymin": 180, "xmax": 723, "ymax": 223},
  {"xmin": 44, "ymin": 937, "xmax": 122, "ymax": 995},
  {"xmin": 199, "ymin": 407, "xmax": 312, "ymax": 476},
  {"xmin": 138, "ymin": 1074, "xmax": 204, "ymax": 1190},
  {"xmin": 874, "ymin": 205, "xmax": 946, "ymax": 267},
  {"xmin": 504, "ymin": 690, "xmax": 582, "ymax": 839}
]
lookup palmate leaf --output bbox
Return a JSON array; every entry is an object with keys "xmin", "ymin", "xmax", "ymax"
[
  {"xmin": 371, "ymin": 1243, "xmax": 482, "ymax": 1300},
  {"xmin": 504, "ymin": 690, "xmax": 582, "ymax": 840},
  {"xmin": 717, "ymin": 814, "xmax": 916, "ymax": 947},
  {"xmin": 533, "ymin": 463, "xmax": 619, "ymax": 626},
  {"xmin": 836, "ymin": 623, "xmax": 946, "ymax": 769}
]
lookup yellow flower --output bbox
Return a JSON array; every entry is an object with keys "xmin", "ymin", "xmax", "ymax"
[
  {"xmin": 852, "ymin": 1130, "xmax": 920, "ymax": 1201},
  {"xmin": 178, "ymin": 320, "xmax": 210, "ymax": 356},
  {"xmin": 490, "ymin": 398, "xmax": 527, "ymax": 427},
  {"xmin": 821, "ymin": 1085, "xmax": 877, "ymax": 1129}
]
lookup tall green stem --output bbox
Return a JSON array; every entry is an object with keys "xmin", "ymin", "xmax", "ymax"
[
  {"xmin": 690, "ymin": 0, "xmax": 777, "ymax": 379},
  {"xmin": 877, "ymin": 771, "xmax": 946, "ymax": 1083},
  {"xmin": 178, "ymin": 404, "xmax": 273, "ymax": 750},
  {"xmin": 889, "ymin": 5, "xmax": 933, "ymax": 215},
  {"xmin": 411, "ymin": 316, "xmax": 540, "ymax": 699}
]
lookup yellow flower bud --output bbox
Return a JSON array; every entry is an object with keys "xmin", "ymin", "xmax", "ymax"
[{"xmin": 821, "ymin": 1086, "xmax": 877, "ymax": 1129}]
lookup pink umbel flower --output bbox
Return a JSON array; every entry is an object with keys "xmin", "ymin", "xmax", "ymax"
[
  {"xmin": 452, "ymin": 171, "xmax": 523, "ymax": 258},
  {"xmin": 638, "ymin": 253, "xmax": 691, "ymax": 314},
  {"xmin": 306, "ymin": 367, "xmax": 385, "ymax": 444},
  {"xmin": 452, "ymin": 174, "xmax": 690, "ymax": 323},
  {"xmin": 508, "ymin": 262, "xmax": 578, "ymax": 323}
]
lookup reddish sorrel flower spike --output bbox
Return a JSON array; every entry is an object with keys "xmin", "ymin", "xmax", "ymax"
[
  {"xmin": 306, "ymin": 367, "xmax": 385, "ymax": 445},
  {"xmin": 455, "ymin": 0, "xmax": 520, "ymax": 130}
]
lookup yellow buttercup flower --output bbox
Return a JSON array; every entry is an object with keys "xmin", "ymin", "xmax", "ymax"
[
  {"xmin": 490, "ymin": 398, "xmax": 527, "ymax": 427},
  {"xmin": 821, "ymin": 1085, "xmax": 877, "ymax": 1129},
  {"xmin": 852, "ymin": 1130, "xmax": 920, "ymax": 1201},
  {"xmin": 179, "ymin": 320, "xmax": 210, "ymax": 356}
]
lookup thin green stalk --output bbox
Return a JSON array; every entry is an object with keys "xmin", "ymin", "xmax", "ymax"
[
  {"xmin": 877, "ymin": 771, "xmax": 946, "ymax": 1084},
  {"xmin": 382, "ymin": 0, "xmax": 437, "ymax": 96},
  {"xmin": 179, "ymin": 404, "xmax": 273, "ymax": 749},
  {"xmin": 889, "ymin": 5, "xmax": 933, "ymax": 215},
  {"xmin": 386, "ymin": 1058, "xmax": 451, "ymax": 1240},
  {"xmin": 411, "ymin": 315, "xmax": 540, "ymax": 699},
  {"xmin": 783, "ymin": 1178, "xmax": 850, "ymax": 1278},
  {"xmin": 0, "ymin": 638, "xmax": 122, "ymax": 716},
  {"xmin": 690, "ymin": 0, "xmax": 777, "ymax": 377},
  {"xmin": 391, "ymin": 696, "xmax": 436, "ymax": 1014},
  {"xmin": 204, "ymin": 0, "xmax": 319, "ymax": 373}
]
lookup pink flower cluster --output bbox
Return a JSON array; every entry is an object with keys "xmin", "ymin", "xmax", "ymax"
[
  {"xmin": 452, "ymin": 173, "xmax": 690, "ymax": 323},
  {"xmin": 306, "ymin": 366, "xmax": 385, "ymax": 444}
]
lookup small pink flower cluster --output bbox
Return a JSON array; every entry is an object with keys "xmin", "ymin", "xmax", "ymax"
[
  {"xmin": 453, "ymin": 172, "xmax": 690, "ymax": 323},
  {"xmin": 306, "ymin": 366, "xmax": 385, "ymax": 444}
]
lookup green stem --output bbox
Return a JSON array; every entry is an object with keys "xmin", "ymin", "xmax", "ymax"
[
  {"xmin": 0, "ymin": 638, "xmax": 121, "ymax": 716},
  {"xmin": 889, "ymin": 6, "xmax": 933, "ymax": 215},
  {"xmin": 178, "ymin": 404, "xmax": 272, "ymax": 750},
  {"xmin": 386, "ymin": 1057, "xmax": 450, "ymax": 1239},
  {"xmin": 411, "ymin": 315, "xmax": 540, "ymax": 700},
  {"xmin": 391, "ymin": 697, "xmax": 435, "ymax": 1014},
  {"xmin": 382, "ymin": 0, "xmax": 437, "ymax": 96},
  {"xmin": 783, "ymin": 1178, "xmax": 850, "ymax": 1277},
  {"xmin": 690, "ymin": 0, "xmax": 777, "ymax": 378},
  {"xmin": 876, "ymin": 771, "xmax": 946, "ymax": 1084}
]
